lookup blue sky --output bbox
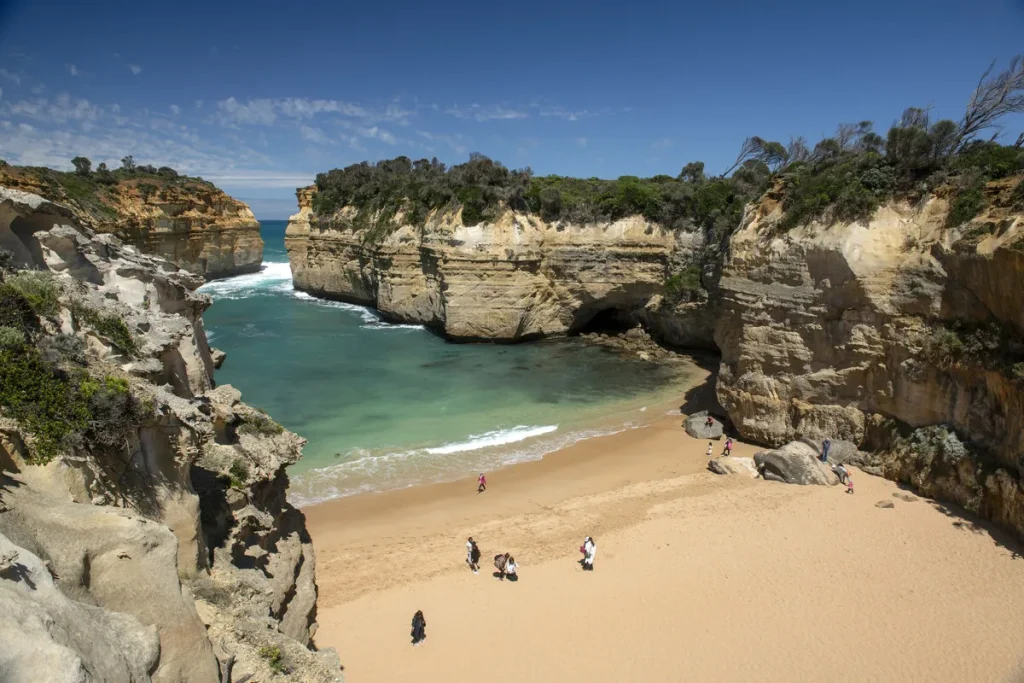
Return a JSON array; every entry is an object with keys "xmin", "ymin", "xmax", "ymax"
[{"xmin": 0, "ymin": 0, "xmax": 1022, "ymax": 218}]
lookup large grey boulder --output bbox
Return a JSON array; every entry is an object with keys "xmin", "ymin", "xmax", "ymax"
[
  {"xmin": 707, "ymin": 456, "xmax": 758, "ymax": 477},
  {"xmin": 798, "ymin": 437, "xmax": 866, "ymax": 466},
  {"xmin": 754, "ymin": 441, "xmax": 839, "ymax": 486},
  {"xmin": 0, "ymin": 531, "xmax": 160, "ymax": 683},
  {"xmin": 684, "ymin": 411, "xmax": 724, "ymax": 440}
]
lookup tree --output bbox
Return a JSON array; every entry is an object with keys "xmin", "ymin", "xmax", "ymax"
[
  {"xmin": 679, "ymin": 161, "xmax": 705, "ymax": 183},
  {"xmin": 95, "ymin": 162, "xmax": 117, "ymax": 185},
  {"xmin": 722, "ymin": 138, "xmax": 759, "ymax": 176},
  {"xmin": 120, "ymin": 155, "xmax": 136, "ymax": 172},
  {"xmin": 71, "ymin": 156, "xmax": 92, "ymax": 176},
  {"xmin": 956, "ymin": 56, "xmax": 1024, "ymax": 151},
  {"xmin": 786, "ymin": 137, "xmax": 810, "ymax": 164}
]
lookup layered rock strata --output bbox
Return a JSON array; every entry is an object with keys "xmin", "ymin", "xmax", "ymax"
[{"xmin": 0, "ymin": 188, "xmax": 340, "ymax": 682}]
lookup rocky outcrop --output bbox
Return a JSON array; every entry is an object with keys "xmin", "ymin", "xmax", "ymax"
[
  {"xmin": 0, "ymin": 165, "xmax": 263, "ymax": 280},
  {"xmin": 754, "ymin": 441, "xmax": 839, "ymax": 486},
  {"xmin": 714, "ymin": 178, "xmax": 1024, "ymax": 532},
  {"xmin": 0, "ymin": 188, "xmax": 340, "ymax": 682},
  {"xmin": 684, "ymin": 411, "xmax": 724, "ymax": 440},
  {"xmin": 285, "ymin": 187, "xmax": 681, "ymax": 342},
  {"xmin": 707, "ymin": 456, "xmax": 757, "ymax": 477}
]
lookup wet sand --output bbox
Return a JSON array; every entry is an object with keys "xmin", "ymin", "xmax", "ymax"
[{"xmin": 304, "ymin": 413, "xmax": 1024, "ymax": 682}]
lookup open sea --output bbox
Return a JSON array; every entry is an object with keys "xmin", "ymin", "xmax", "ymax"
[{"xmin": 198, "ymin": 221, "xmax": 688, "ymax": 505}]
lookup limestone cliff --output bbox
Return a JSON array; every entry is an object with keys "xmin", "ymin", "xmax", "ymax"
[
  {"xmin": 285, "ymin": 186, "xmax": 683, "ymax": 342},
  {"xmin": 0, "ymin": 188, "xmax": 340, "ymax": 682},
  {"xmin": 713, "ymin": 177, "xmax": 1024, "ymax": 535},
  {"xmin": 0, "ymin": 164, "xmax": 263, "ymax": 280}
]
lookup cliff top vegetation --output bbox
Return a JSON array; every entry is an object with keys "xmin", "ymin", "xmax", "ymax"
[
  {"xmin": 311, "ymin": 57, "xmax": 1024, "ymax": 243},
  {"xmin": 0, "ymin": 156, "xmax": 221, "ymax": 228}
]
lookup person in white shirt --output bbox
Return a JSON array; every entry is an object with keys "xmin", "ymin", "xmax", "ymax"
[
  {"xmin": 466, "ymin": 537, "xmax": 480, "ymax": 573},
  {"xmin": 581, "ymin": 536, "xmax": 596, "ymax": 571},
  {"xmin": 505, "ymin": 555, "xmax": 518, "ymax": 581},
  {"xmin": 706, "ymin": 442, "xmax": 713, "ymax": 458}
]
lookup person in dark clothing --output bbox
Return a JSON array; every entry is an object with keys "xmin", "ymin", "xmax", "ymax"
[
  {"xmin": 820, "ymin": 438, "xmax": 832, "ymax": 463},
  {"xmin": 411, "ymin": 610, "xmax": 426, "ymax": 646}
]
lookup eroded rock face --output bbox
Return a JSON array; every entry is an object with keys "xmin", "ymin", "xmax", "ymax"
[
  {"xmin": 714, "ymin": 181, "xmax": 1024, "ymax": 533},
  {"xmin": 0, "ymin": 167, "xmax": 263, "ymax": 280},
  {"xmin": 0, "ymin": 188, "xmax": 340, "ymax": 682},
  {"xmin": 754, "ymin": 442, "xmax": 839, "ymax": 486},
  {"xmin": 285, "ymin": 187, "xmax": 680, "ymax": 341}
]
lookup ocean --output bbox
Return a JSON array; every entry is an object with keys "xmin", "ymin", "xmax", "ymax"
[{"xmin": 198, "ymin": 221, "xmax": 688, "ymax": 505}]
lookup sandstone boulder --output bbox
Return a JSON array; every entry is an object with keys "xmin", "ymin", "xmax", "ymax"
[
  {"xmin": 875, "ymin": 500, "xmax": 895, "ymax": 509},
  {"xmin": 707, "ymin": 456, "xmax": 758, "ymax": 477},
  {"xmin": 685, "ymin": 411, "xmax": 724, "ymax": 440},
  {"xmin": 754, "ymin": 442, "xmax": 839, "ymax": 486}
]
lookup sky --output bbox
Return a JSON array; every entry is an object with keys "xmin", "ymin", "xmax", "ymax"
[{"xmin": 0, "ymin": 0, "xmax": 1022, "ymax": 219}]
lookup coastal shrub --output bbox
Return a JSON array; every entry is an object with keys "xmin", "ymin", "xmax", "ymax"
[
  {"xmin": 71, "ymin": 301, "xmax": 138, "ymax": 355},
  {"xmin": 77, "ymin": 375, "xmax": 149, "ymax": 454},
  {"xmin": 6, "ymin": 272, "xmax": 60, "ymax": 317},
  {"xmin": 663, "ymin": 263, "xmax": 705, "ymax": 306},
  {"xmin": 0, "ymin": 325, "xmax": 25, "ymax": 349},
  {"xmin": 0, "ymin": 247, "xmax": 14, "ymax": 272},
  {"xmin": 239, "ymin": 411, "xmax": 284, "ymax": 437},
  {"xmin": 945, "ymin": 184, "xmax": 986, "ymax": 229},
  {"xmin": 951, "ymin": 142, "xmax": 1024, "ymax": 179},
  {"xmin": 0, "ymin": 284, "xmax": 40, "ymax": 336},
  {"xmin": 0, "ymin": 346, "xmax": 92, "ymax": 463},
  {"xmin": 38, "ymin": 333, "xmax": 86, "ymax": 366},
  {"xmin": 921, "ymin": 321, "xmax": 1024, "ymax": 380},
  {"xmin": 228, "ymin": 459, "xmax": 250, "ymax": 489},
  {"xmin": 258, "ymin": 646, "xmax": 286, "ymax": 674}
]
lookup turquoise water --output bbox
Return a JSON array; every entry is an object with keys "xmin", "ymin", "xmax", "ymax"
[{"xmin": 199, "ymin": 221, "xmax": 688, "ymax": 505}]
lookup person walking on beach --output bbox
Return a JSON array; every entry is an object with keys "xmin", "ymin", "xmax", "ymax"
[
  {"xmin": 706, "ymin": 442, "xmax": 714, "ymax": 458},
  {"xmin": 581, "ymin": 536, "xmax": 596, "ymax": 571},
  {"xmin": 466, "ymin": 537, "xmax": 480, "ymax": 573},
  {"xmin": 494, "ymin": 553, "xmax": 508, "ymax": 580},
  {"xmin": 820, "ymin": 438, "xmax": 832, "ymax": 463},
  {"xmin": 477, "ymin": 473, "xmax": 487, "ymax": 493},
  {"xmin": 505, "ymin": 555, "xmax": 518, "ymax": 581},
  {"xmin": 411, "ymin": 610, "xmax": 426, "ymax": 646},
  {"xmin": 722, "ymin": 437, "xmax": 733, "ymax": 456}
]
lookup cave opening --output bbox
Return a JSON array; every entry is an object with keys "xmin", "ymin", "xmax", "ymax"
[{"xmin": 571, "ymin": 306, "xmax": 636, "ymax": 336}]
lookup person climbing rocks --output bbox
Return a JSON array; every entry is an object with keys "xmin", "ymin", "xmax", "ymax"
[
  {"xmin": 466, "ymin": 537, "xmax": 480, "ymax": 573},
  {"xmin": 834, "ymin": 462, "xmax": 853, "ymax": 493},
  {"xmin": 580, "ymin": 536, "xmax": 596, "ymax": 571},
  {"xmin": 477, "ymin": 473, "xmax": 487, "ymax": 493},
  {"xmin": 494, "ymin": 552, "xmax": 508, "ymax": 580},
  {"xmin": 706, "ymin": 442, "xmax": 714, "ymax": 458},
  {"xmin": 505, "ymin": 555, "xmax": 518, "ymax": 581},
  {"xmin": 705, "ymin": 415, "xmax": 715, "ymax": 429},
  {"xmin": 411, "ymin": 610, "xmax": 426, "ymax": 646},
  {"xmin": 820, "ymin": 438, "xmax": 832, "ymax": 463},
  {"xmin": 722, "ymin": 437, "xmax": 733, "ymax": 456}
]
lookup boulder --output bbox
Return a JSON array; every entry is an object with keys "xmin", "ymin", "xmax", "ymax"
[
  {"xmin": 684, "ymin": 411, "xmax": 724, "ymax": 440},
  {"xmin": 754, "ymin": 441, "xmax": 839, "ymax": 486},
  {"xmin": 875, "ymin": 500, "xmax": 895, "ymax": 509},
  {"xmin": 707, "ymin": 456, "xmax": 758, "ymax": 477},
  {"xmin": 893, "ymin": 491, "xmax": 918, "ymax": 502}
]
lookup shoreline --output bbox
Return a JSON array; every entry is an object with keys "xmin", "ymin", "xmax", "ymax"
[{"xmin": 303, "ymin": 384, "xmax": 1024, "ymax": 682}]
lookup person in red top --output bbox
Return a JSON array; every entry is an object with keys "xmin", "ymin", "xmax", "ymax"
[{"xmin": 477, "ymin": 473, "xmax": 487, "ymax": 493}]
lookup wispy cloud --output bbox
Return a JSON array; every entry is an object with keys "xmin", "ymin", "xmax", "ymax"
[
  {"xmin": 576, "ymin": 137, "xmax": 588, "ymax": 147},
  {"xmin": 538, "ymin": 106, "xmax": 593, "ymax": 121},
  {"xmin": 650, "ymin": 137, "xmax": 674, "ymax": 150},
  {"xmin": 0, "ymin": 69, "xmax": 20, "ymax": 86},
  {"xmin": 299, "ymin": 124, "xmax": 331, "ymax": 144},
  {"xmin": 200, "ymin": 170, "xmax": 316, "ymax": 189},
  {"xmin": 418, "ymin": 131, "xmax": 468, "ymax": 155},
  {"xmin": 2, "ymin": 93, "xmax": 104, "ymax": 124},
  {"xmin": 169, "ymin": 104, "xmax": 181, "ymax": 115},
  {"xmin": 129, "ymin": 65, "xmax": 142, "ymax": 75},
  {"xmin": 66, "ymin": 64, "xmax": 79, "ymax": 77},
  {"xmin": 446, "ymin": 103, "xmax": 528, "ymax": 122}
]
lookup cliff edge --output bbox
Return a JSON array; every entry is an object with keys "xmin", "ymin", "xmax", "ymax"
[
  {"xmin": 0, "ymin": 188, "xmax": 340, "ymax": 682},
  {"xmin": 0, "ymin": 162, "xmax": 263, "ymax": 280}
]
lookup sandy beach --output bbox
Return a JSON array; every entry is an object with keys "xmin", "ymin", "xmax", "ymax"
[{"xmin": 305, "ymin": 410, "xmax": 1024, "ymax": 682}]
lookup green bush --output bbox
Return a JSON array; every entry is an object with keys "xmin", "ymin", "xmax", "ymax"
[
  {"xmin": 663, "ymin": 264, "xmax": 705, "ymax": 306},
  {"xmin": 951, "ymin": 142, "xmax": 1024, "ymax": 180},
  {"xmin": 72, "ymin": 301, "xmax": 138, "ymax": 355},
  {"xmin": 5, "ymin": 272, "xmax": 60, "ymax": 316},
  {"xmin": 228, "ymin": 459, "xmax": 250, "ymax": 489},
  {"xmin": 945, "ymin": 185, "xmax": 985, "ymax": 229},
  {"xmin": 921, "ymin": 321, "xmax": 1024, "ymax": 381},
  {"xmin": 0, "ymin": 325, "xmax": 25, "ymax": 349},
  {"xmin": 258, "ymin": 646, "xmax": 286, "ymax": 674},
  {"xmin": 1012, "ymin": 178, "xmax": 1024, "ymax": 208},
  {"xmin": 239, "ymin": 412, "xmax": 284, "ymax": 437},
  {"xmin": 0, "ymin": 284, "xmax": 40, "ymax": 336}
]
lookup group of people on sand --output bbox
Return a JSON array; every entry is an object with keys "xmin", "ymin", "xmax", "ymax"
[{"xmin": 706, "ymin": 436, "xmax": 733, "ymax": 458}]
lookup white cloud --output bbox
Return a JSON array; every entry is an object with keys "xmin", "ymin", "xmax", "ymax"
[
  {"xmin": 538, "ymin": 107, "xmax": 593, "ymax": 121},
  {"xmin": 650, "ymin": 137, "xmax": 674, "ymax": 150},
  {"xmin": 446, "ymin": 104, "xmax": 528, "ymax": 122},
  {"xmin": 418, "ymin": 131, "xmax": 468, "ymax": 155},
  {"xmin": 199, "ymin": 170, "xmax": 316, "ymax": 189},
  {"xmin": 129, "ymin": 65, "xmax": 142, "ymax": 75},
  {"xmin": 195, "ymin": 100, "xmax": 204, "ymax": 109},
  {"xmin": 169, "ymin": 104, "xmax": 181, "ymax": 115},
  {"xmin": 0, "ymin": 69, "xmax": 19, "ymax": 85},
  {"xmin": 299, "ymin": 124, "xmax": 330, "ymax": 144},
  {"xmin": 67, "ymin": 64, "xmax": 79, "ymax": 76},
  {"xmin": 1, "ymin": 93, "xmax": 104, "ymax": 124},
  {"xmin": 576, "ymin": 137, "xmax": 588, "ymax": 147}
]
